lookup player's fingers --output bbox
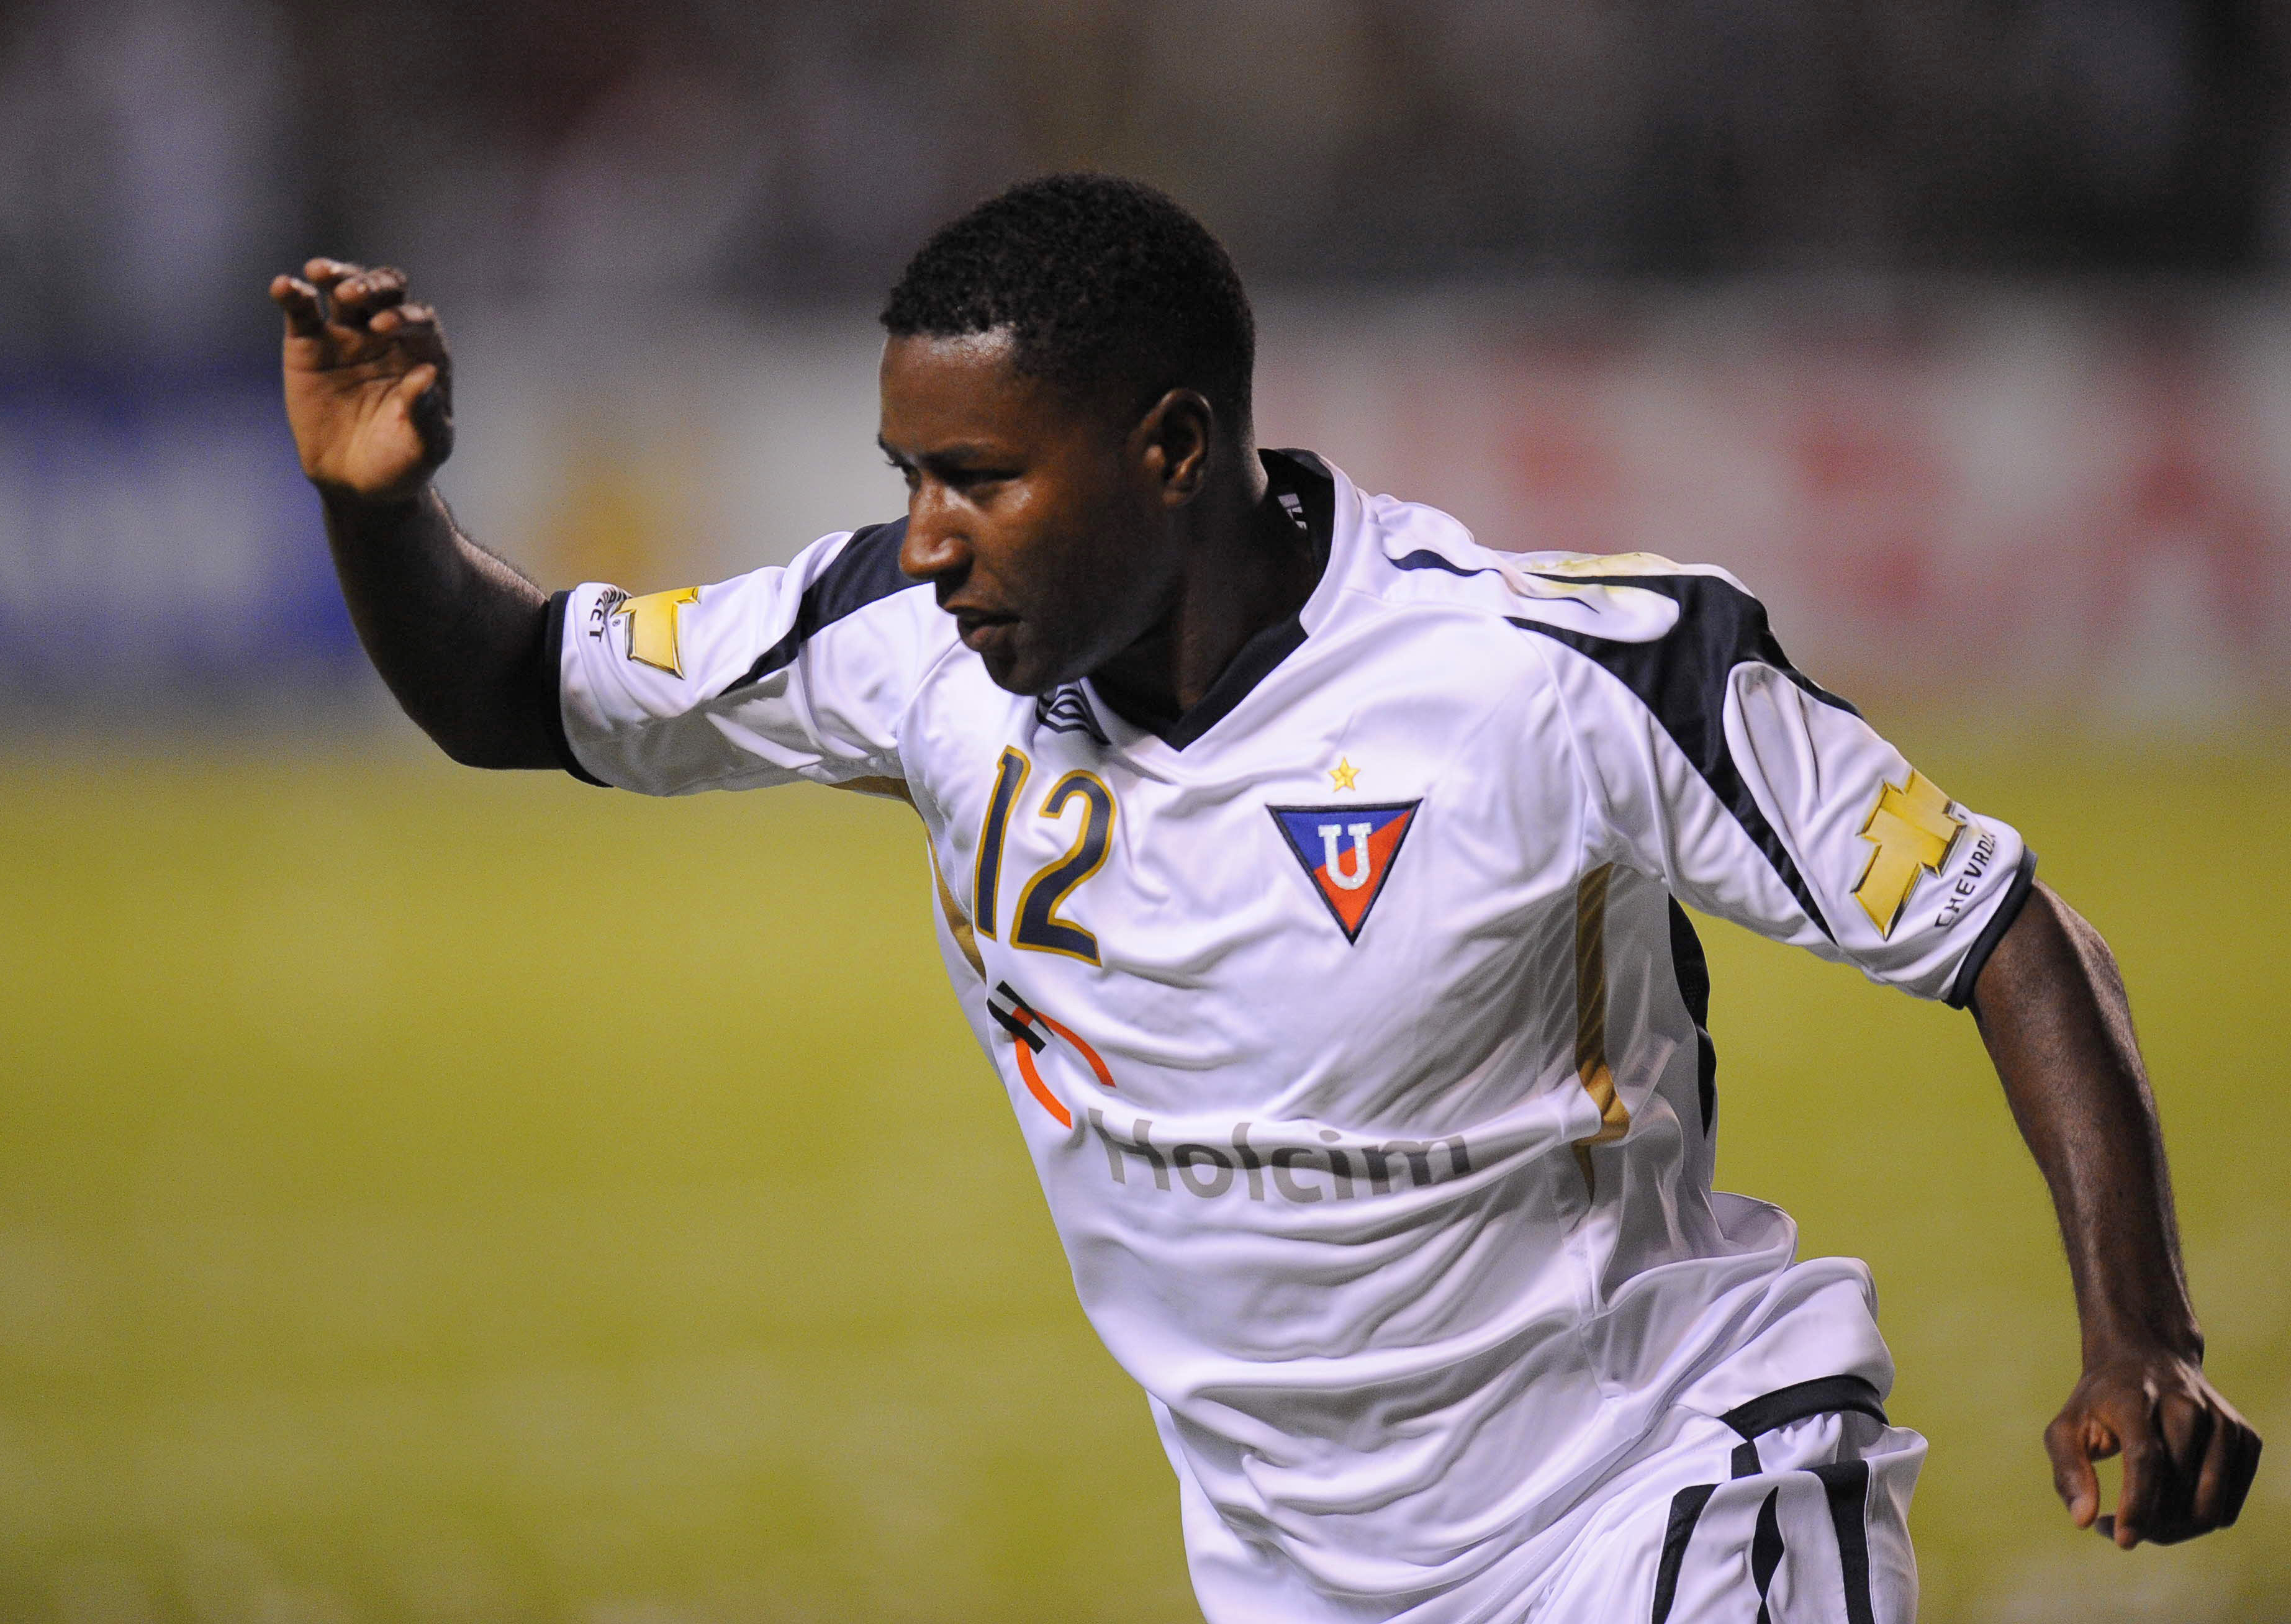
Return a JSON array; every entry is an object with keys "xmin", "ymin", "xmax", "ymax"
[
  {"xmin": 376, "ymin": 303, "xmax": 450, "ymax": 371},
  {"xmin": 2113, "ymin": 1410, "xmax": 2168, "ymax": 1548},
  {"xmin": 387, "ymin": 362, "xmax": 439, "ymax": 412},
  {"xmin": 2138, "ymin": 1393, "xmax": 2215, "ymax": 1541},
  {"xmin": 2189, "ymin": 1408, "xmax": 2243, "ymax": 1530},
  {"xmin": 303, "ymin": 258, "xmax": 360, "ymax": 289},
  {"xmin": 2045, "ymin": 1411, "xmax": 2103, "ymax": 1529},
  {"xmin": 2226, "ymin": 1424, "xmax": 2264, "ymax": 1526},
  {"xmin": 331, "ymin": 267, "xmax": 409, "ymax": 325},
  {"xmin": 396, "ymin": 361, "xmax": 456, "ymax": 465},
  {"xmin": 270, "ymin": 274, "xmax": 326, "ymax": 338},
  {"xmin": 2197, "ymin": 1414, "xmax": 2262, "ymax": 1531},
  {"xmin": 351, "ymin": 266, "xmax": 409, "ymax": 300},
  {"xmin": 369, "ymin": 300, "xmax": 437, "ymax": 336},
  {"xmin": 2158, "ymin": 1389, "xmax": 2212, "ymax": 1466}
]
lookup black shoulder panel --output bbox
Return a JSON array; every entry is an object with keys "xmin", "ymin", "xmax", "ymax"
[
  {"xmin": 1389, "ymin": 548, "xmax": 1493, "ymax": 580},
  {"xmin": 1506, "ymin": 571, "xmax": 1855, "ymax": 941},
  {"xmin": 720, "ymin": 518, "xmax": 923, "ymax": 697},
  {"xmin": 1534, "ymin": 571, "xmax": 1859, "ymax": 720}
]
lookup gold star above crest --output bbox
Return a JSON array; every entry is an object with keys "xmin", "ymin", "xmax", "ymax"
[{"xmin": 1329, "ymin": 757, "xmax": 1360, "ymax": 791}]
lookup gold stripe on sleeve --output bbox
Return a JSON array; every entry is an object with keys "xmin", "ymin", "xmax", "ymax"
[
  {"xmin": 926, "ymin": 839, "xmax": 985, "ymax": 980},
  {"xmin": 1571, "ymin": 862, "xmax": 1631, "ymax": 1196}
]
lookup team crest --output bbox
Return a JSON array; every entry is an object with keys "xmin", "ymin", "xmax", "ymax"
[{"xmin": 1268, "ymin": 801, "xmax": 1421, "ymax": 943}]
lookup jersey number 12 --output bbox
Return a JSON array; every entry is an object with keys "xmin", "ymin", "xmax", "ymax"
[{"xmin": 974, "ymin": 747, "xmax": 1116, "ymax": 964}]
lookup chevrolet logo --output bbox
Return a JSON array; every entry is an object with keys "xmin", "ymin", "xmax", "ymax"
[
  {"xmin": 611, "ymin": 585, "xmax": 700, "ymax": 677},
  {"xmin": 1852, "ymin": 770, "xmax": 1963, "ymax": 937}
]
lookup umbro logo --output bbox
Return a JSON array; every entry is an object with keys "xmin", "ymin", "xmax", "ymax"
[
  {"xmin": 1268, "ymin": 801, "xmax": 1421, "ymax": 943},
  {"xmin": 1034, "ymin": 684, "xmax": 1109, "ymax": 746}
]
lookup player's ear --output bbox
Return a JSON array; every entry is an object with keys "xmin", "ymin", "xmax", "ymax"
[{"xmin": 1135, "ymin": 388, "xmax": 1214, "ymax": 508}]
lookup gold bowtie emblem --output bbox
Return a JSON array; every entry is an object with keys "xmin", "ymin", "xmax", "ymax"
[
  {"xmin": 1853, "ymin": 770, "xmax": 1964, "ymax": 937},
  {"xmin": 612, "ymin": 586, "xmax": 701, "ymax": 676}
]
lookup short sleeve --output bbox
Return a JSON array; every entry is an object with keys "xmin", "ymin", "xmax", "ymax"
[
  {"xmin": 553, "ymin": 518, "xmax": 946, "ymax": 797},
  {"xmin": 1519, "ymin": 565, "xmax": 2034, "ymax": 1005}
]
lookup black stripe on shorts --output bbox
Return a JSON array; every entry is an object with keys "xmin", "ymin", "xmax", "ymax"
[{"xmin": 1647, "ymin": 1375, "xmax": 1891, "ymax": 1624}]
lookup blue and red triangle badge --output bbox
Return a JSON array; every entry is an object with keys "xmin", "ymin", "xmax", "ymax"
[{"xmin": 1268, "ymin": 801, "xmax": 1422, "ymax": 944}]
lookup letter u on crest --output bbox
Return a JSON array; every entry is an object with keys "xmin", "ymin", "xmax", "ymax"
[{"xmin": 1319, "ymin": 823, "xmax": 1375, "ymax": 891}]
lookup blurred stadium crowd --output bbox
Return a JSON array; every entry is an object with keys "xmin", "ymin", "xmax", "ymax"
[
  {"xmin": 2, "ymin": 0, "xmax": 2289, "ymax": 715},
  {"xmin": 3, "ymin": 0, "xmax": 2289, "ymax": 360}
]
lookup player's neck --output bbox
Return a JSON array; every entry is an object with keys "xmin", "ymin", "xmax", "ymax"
[{"xmin": 1088, "ymin": 464, "xmax": 1321, "ymax": 731}]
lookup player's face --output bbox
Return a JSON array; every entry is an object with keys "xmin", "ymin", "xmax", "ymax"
[{"xmin": 880, "ymin": 332, "xmax": 1181, "ymax": 696}]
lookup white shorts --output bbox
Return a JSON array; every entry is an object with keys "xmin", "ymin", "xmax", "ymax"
[
  {"xmin": 1527, "ymin": 1376, "xmax": 1925, "ymax": 1624},
  {"xmin": 1172, "ymin": 1376, "xmax": 1924, "ymax": 1624}
]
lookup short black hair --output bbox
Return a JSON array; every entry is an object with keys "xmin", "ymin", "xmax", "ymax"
[{"xmin": 881, "ymin": 173, "xmax": 1255, "ymax": 440}]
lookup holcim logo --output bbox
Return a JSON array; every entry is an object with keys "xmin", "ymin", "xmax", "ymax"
[
  {"xmin": 995, "ymin": 985, "xmax": 1477, "ymax": 1204},
  {"xmin": 1087, "ymin": 1111, "xmax": 1471, "ymax": 1203}
]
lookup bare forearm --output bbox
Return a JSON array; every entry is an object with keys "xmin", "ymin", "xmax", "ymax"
[
  {"xmin": 322, "ymin": 484, "xmax": 556, "ymax": 769},
  {"xmin": 273, "ymin": 259, "xmax": 559, "ymax": 770},
  {"xmin": 1971, "ymin": 883, "xmax": 2196, "ymax": 1359},
  {"xmin": 1971, "ymin": 879, "xmax": 2257, "ymax": 1545}
]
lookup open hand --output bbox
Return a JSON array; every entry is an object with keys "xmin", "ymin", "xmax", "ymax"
[
  {"xmin": 2047, "ymin": 1349, "xmax": 2261, "ymax": 1546},
  {"xmin": 269, "ymin": 259, "xmax": 453, "ymax": 502}
]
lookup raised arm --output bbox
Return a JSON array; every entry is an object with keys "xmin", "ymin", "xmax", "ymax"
[
  {"xmin": 1970, "ymin": 881, "xmax": 2261, "ymax": 1546},
  {"xmin": 271, "ymin": 259, "xmax": 555, "ymax": 768}
]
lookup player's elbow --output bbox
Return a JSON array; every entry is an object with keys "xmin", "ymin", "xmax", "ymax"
[
  {"xmin": 435, "ymin": 729, "xmax": 510, "ymax": 770},
  {"xmin": 422, "ymin": 706, "xmax": 549, "ymax": 772},
  {"xmin": 435, "ymin": 728, "xmax": 554, "ymax": 772},
  {"xmin": 394, "ymin": 669, "xmax": 561, "ymax": 769}
]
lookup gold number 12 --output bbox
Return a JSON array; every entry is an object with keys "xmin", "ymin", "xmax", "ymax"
[{"xmin": 974, "ymin": 749, "xmax": 1117, "ymax": 965}]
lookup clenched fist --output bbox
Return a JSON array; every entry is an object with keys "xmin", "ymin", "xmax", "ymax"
[
  {"xmin": 2048, "ymin": 1348, "xmax": 2261, "ymax": 1547},
  {"xmin": 271, "ymin": 259, "xmax": 454, "ymax": 502}
]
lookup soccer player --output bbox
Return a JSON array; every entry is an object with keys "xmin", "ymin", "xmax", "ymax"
[{"xmin": 271, "ymin": 175, "xmax": 2257, "ymax": 1622}]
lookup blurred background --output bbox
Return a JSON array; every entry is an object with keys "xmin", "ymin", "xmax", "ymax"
[{"xmin": 2, "ymin": 1, "xmax": 2287, "ymax": 1620}]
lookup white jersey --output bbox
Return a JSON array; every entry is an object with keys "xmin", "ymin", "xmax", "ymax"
[{"xmin": 548, "ymin": 451, "xmax": 2033, "ymax": 1623}]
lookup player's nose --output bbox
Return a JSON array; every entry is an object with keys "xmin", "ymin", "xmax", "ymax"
[{"xmin": 898, "ymin": 490, "xmax": 970, "ymax": 585}]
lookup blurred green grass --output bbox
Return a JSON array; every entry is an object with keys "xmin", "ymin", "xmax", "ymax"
[{"xmin": 0, "ymin": 732, "xmax": 2284, "ymax": 1623}]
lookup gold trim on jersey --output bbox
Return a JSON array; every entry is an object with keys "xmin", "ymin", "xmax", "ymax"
[
  {"xmin": 1851, "ymin": 770, "xmax": 1964, "ymax": 938},
  {"xmin": 1525, "ymin": 550, "xmax": 1689, "ymax": 577},
  {"xmin": 927, "ymin": 840, "xmax": 985, "ymax": 980},
  {"xmin": 611, "ymin": 585, "xmax": 701, "ymax": 676},
  {"xmin": 1571, "ymin": 862, "xmax": 1630, "ymax": 1197}
]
